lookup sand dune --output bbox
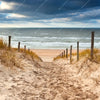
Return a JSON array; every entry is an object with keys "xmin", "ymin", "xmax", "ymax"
[{"xmin": 0, "ymin": 49, "xmax": 100, "ymax": 100}]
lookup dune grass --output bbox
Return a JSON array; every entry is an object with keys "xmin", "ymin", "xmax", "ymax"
[
  {"xmin": 24, "ymin": 49, "xmax": 42, "ymax": 62},
  {"xmin": 53, "ymin": 56, "xmax": 63, "ymax": 61},
  {"xmin": 79, "ymin": 49, "xmax": 99, "ymax": 58},
  {"xmin": 0, "ymin": 39, "xmax": 7, "ymax": 49},
  {"xmin": 0, "ymin": 50, "xmax": 22, "ymax": 69},
  {"xmin": 13, "ymin": 48, "xmax": 42, "ymax": 62},
  {"xmin": 53, "ymin": 49, "xmax": 100, "ymax": 63},
  {"xmin": 0, "ymin": 38, "xmax": 42, "ymax": 68}
]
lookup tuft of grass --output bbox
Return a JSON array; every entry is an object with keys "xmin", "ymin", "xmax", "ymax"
[
  {"xmin": 53, "ymin": 54, "xmax": 68, "ymax": 61},
  {"xmin": 0, "ymin": 39, "xmax": 7, "ymax": 49},
  {"xmin": 53, "ymin": 56, "xmax": 63, "ymax": 61},
  {"xmin": 12, "ymin": 48, "xmax": 42, "ymax": 62},
  {"xmin": 0, "ymin": 50, "xmax": 22, "ymax": 69},
  {"xmin": 79, "ymin": 49, "xmax": 99, "ymax": 58},
  {"xmin": 25, "ymin": 50, "xmax": 43, "ymax": 62},
  {"xmin": 93, "ymin": 54, "xmax": 100, "ymax": 64}
]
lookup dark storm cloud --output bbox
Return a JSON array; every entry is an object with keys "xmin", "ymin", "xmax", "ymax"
[
  {"xmin": 2, "ymin": 0, "xmax": 100, "ymax": 14},
  {"xmin": 0, "ymin": 0, "xmax": 100, "ymax": 25}
]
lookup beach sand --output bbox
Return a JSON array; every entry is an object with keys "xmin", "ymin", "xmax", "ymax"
[
  {"xmin": 0, "ymin": 49, "xmax": 100, "ymax": 100},
  {"xmin": 32, "ymin": 49, "xmax": 64, "ymax": 62},
  {"xmin": 32, "ymin": 49, "xmax": 84, "ymax": 62}
]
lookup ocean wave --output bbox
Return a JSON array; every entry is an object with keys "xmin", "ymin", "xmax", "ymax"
[
  {"xmin": 11, "ymin": 41, "xmax": 100, "ymax": 49},
  {"xmin": 1, "ymin": 35, "xmax": 100, "ymax": 40}
]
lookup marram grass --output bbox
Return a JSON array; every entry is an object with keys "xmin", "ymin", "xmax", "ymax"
[
  {"xmin": 0, "ymin": 38, "xmax": 42, "ymax": 68},
  {"xmin": 0, "ymin": 39, "xmax": 7, "ymax": 49},
  {"xmin": 53, "ymin": 49, "xmax": 100, "ymax": 63}
]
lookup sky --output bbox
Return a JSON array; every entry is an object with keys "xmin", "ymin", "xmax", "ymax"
[{"xmin": 0, "ymin": 0, "xmax": 100, "ymax": 28}]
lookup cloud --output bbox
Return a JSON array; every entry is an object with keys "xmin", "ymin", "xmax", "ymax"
[
  {"xmin": 79, "ymin": 8, "xmax": 100, "ymax": 18},
  {"xmin": 71, "ymin": 8, "xmax": 100, "ymax": 22},
  {"xmin": 0, "ymin": 0, "xmax": 100, "ymax": 27},
  {"xmin": 0, "ymin": 1, "xmax": 17, "ymax": 10},
  {"xmin": 0, "ymin": 21, "xmax": 52, "ymax": 28},
  {"xmin": 0, "ymin": 19, "xmax": 100, "ymax": 28},
  {"xmin": 6, "ymin": 13, "xmax": 28, "ymax": 19},
  {"xmin": 38, "ymin": 18, "xmax": 71, "ymax": 23},
  {"xmin": 96, "ymin": 20, "xmax": 100, "ymax": 23},
  {"xmin": 1, "ymin": 0, "xmax": 100, "ymax": 14},
  {"xmin": 49, "ymin": 18, "xmax": 71, "ymax": 22}
]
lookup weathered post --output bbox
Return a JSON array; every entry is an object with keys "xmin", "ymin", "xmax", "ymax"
[
  {"xmin": 8, "ymin": 36, "xmax": 11, "ymax": 50},
  {"xmin": 63, "ymin": 50, "xmax": 65, "ymax": 57},
  {"xmin": 70, "ymin": 45, "xmax": 72, "ymax": 63},
  {"xmin": 62, "ymin": 52, "xmax": 63, "ymax": 58},
  {"xmin": 66, "ymin": 48, "xmax": 68, "ymax": 58},
  {"xmin": 60, "ymin": 53, "xmax": 62, "ymax": 57},
  {"xmin": 24, "ymin": 45, "xmax": 26, "ymax": 53},
  {"xmin": 91, "ymin": 31, "xmax": 94, "ymax": 59},
  {"xmin": 77, "ymin": 41, "xmax": 79, "ymax": 61},
  {"xmin": 18, "ymin": 42, "xmax": 20, "ymax": 52},
  {"xmin": 28, "ymin": 48, "xmax": 30, "ymax": 52}
]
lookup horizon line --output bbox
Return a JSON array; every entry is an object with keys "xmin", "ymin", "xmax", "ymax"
[{"xmin": 0, "ymin": 27, "xmax": 100, "ymax": 29}]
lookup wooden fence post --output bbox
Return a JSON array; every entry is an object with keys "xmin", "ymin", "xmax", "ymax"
[
  {"xmin": 24, "ymin": 45, "xmax": 26, "ymax": 53},
  {"xmin": 62, "ymin": 52, "xmax": 63, "ymax": 58},
  {"xmin": 91, "ymin": 31, "xmax": 94, "ymax": 59},
  {"xmin": 8, "ymin": 36, "xmax": 11, "ymax": 49},
  {"xmin": 66, "ymin": 48, "xmax": 68, "ymax": 58},
  {"xmin": 28, "ymin": 48, "xmax": 30, "ymax": 52},
  {"xmin": 18, "ymin": 42, "xmax": 20, "ymax": 52},
  {"xmin": 63, "ymin": 50, "xmax": 65, "ymax": 57},
  {"xmin": 70, "ymin": 45, "xmax": 72, "ymax": 63},
  {"xmin": 60, "ymin": 53, "xmax": 62, "ymax": 57},
  {"xmin": 77, "ymin": 41, "xmax": 79, "ymax": 61}
]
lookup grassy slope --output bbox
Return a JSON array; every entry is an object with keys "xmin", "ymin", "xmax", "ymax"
[
  {"xmin": 0, "ymin": 39, "xmax": 42, "ymax": 69},
  {"xmin": 54, "ymin": 49, "xmax": 100, "ymax": 64}
]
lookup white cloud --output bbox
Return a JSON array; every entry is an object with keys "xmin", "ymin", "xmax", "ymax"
[
  {"xmin": 0, "ymin": 21, "xmax": 51, "ymax": 28},
  {"xmin": 0, "ymin": 21, "xmax": 99, "ymax": 28},
  {"xmin": 96, "ymin": 20, "xmax": 100, "ymax": 23},
  {"xmin": 69, "ymin": 13, "xmax": 77, "ymax": 15},
  {"xmin": 78, "ymin": 8, "xmax": 100, "ymax": 18},
  {"xmin": 38, "ymin": 18, "xmax": 71, "ymax": 23},
  {"xmin": 50, "ymin": 18, "xmax": 71, "ymax": 22},
  {"xmin": 6, "ymin": 13, "xmax": 28, "ymax": 19},
  {"xmin": 0, "ymin": 1, "xmax": 17, "ymax": 10}
]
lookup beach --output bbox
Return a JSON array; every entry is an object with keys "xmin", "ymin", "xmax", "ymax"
[
  {"xmin": 0, "ymin": 28, "xmax": 100, "ymax": 100},
  {"xmin": 32, "ymin": 49, "xmax": 64, "ymax": 62},
  {"xmin": 0, "ymin": 47, "xmax": 100, "ymax": 99},
  {"xmin": 0, "ymin": 35, "xmax": 100, "ymax": 99},
  {"xmin": 0, "ymin": 0, "xmax": 100, "ymax": 99},
  {"xmin": 32, "ymin": 49, "xmax": 84, "ymax": 62}
]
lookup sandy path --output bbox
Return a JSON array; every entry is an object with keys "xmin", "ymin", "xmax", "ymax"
[
  {"xmin": 0, "ymin": 60, "xmax": 98, "ymax": 100},
  {"xmin": 32, "ymin": 49, "xmax": 64, "ymax": 62},
  {"xmin": 0, "ymin": 50, "xmax": 100, "ymax": 100},
  {"xmin": 32, "ymin": 49, "xmax": 84, "ymax": 62}
]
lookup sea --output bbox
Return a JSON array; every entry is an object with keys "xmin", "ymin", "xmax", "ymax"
[{"xmin": 0, "ymin": 28, "xmax": 100, "ymax": 49}]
